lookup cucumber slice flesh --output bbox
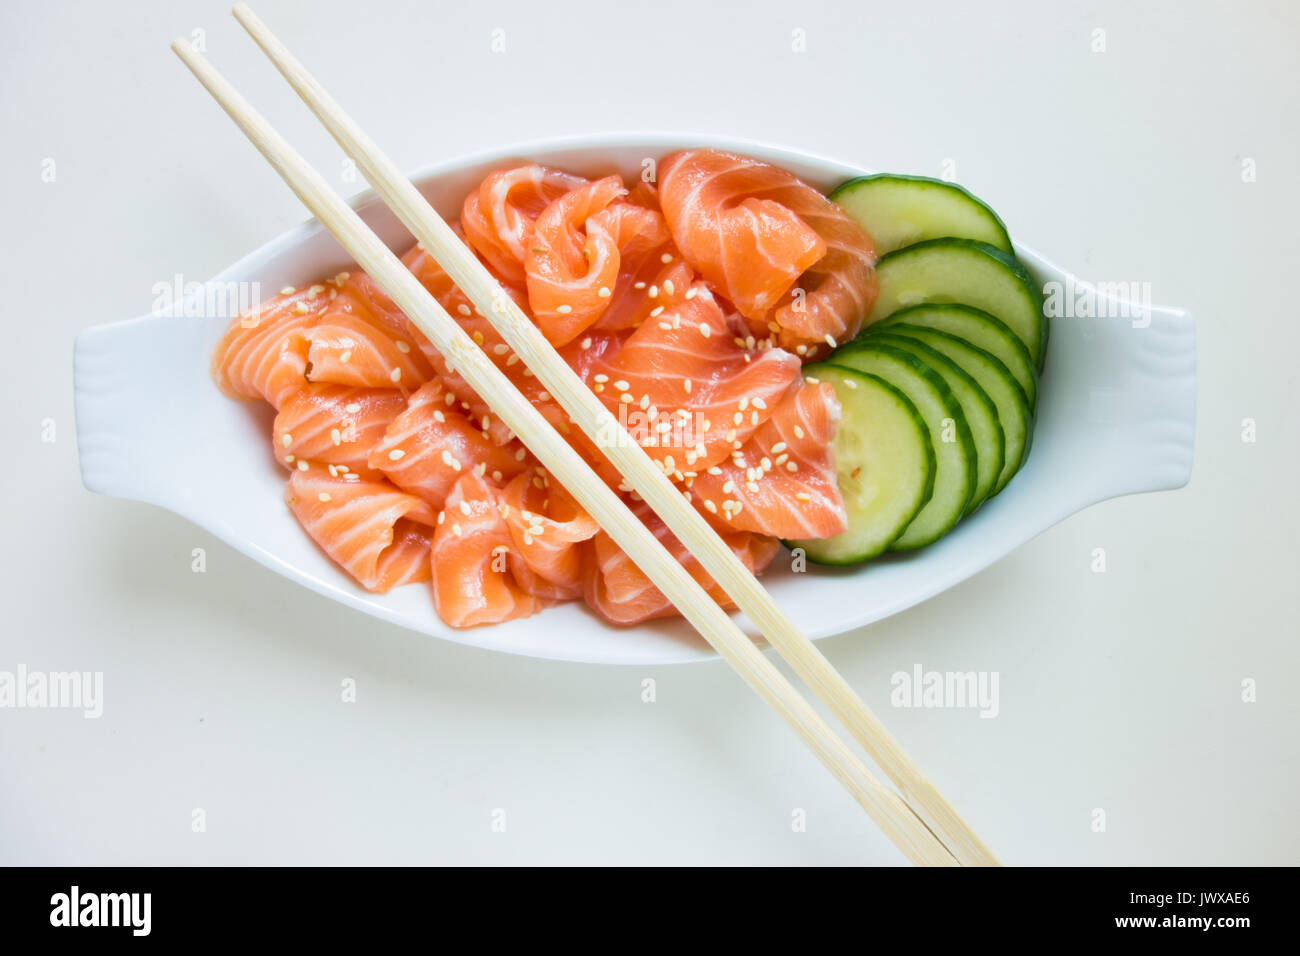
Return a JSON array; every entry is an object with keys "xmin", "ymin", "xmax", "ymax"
[
  {"xmin": 830, "ymin": 174, "xmax": 1013, "ymax": 255},
  {"xmin": 828, "ymin": 343, "xmax": 975, "ymax": 549},
  {"xmin": 867, "ymin": 332, "xmax": 1004, "ymax": 513},
  {"xmin": 874, "ymin": 303, "xmax": 1037, "ymax": 410},
  {"xmin": 790, "ymin": 365, "xmax": 935, "ymax": 565},
  {"xmin": 880, "ymin": 326, "xmax": 1031, "ymax": 495},
  {"xmin": 871, "ymin": 238, "xmax": 1048, "ymax": 369}
]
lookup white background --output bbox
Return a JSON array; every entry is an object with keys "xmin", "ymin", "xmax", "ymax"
[{"xmin": 2, "ymin": 0, "xmax": 1297, "ymax": 865}]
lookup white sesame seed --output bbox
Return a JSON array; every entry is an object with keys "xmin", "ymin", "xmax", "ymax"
[
  {"xmin": 389, "ymin": 367, "xmax": 401, "ymax": 382},
  {"xmin": 294, "ymin": 301, "xmax": 310, "ymax": 314},
  {"xmin": 395, "ymin": 340, "xmax": 411, "ymax": 353},
  {"xmin": 733, "ymin": 412, "xmax": 743, "ymax": 426},
  {"xmin": 683, "ymin": 379, "xmax": 692, "ymax": 394},
  {"xmin": 739, "ymin": 397, "xmax": 749, "ymax": 411},
  {"xmin": 651, "ymin": 306, "xmax": 665, "ymax": 317},
  {"xmin": 457, "ymin": 304, "xmax": 472, "ymax": 316},
  {"xmin": 598, "ymin": 286, "xmax": 611, "ymax": 298},
  {"xmin": 345, "ymin": 402, "xmax": 361, "ymax": 413},
  {"xmin": 389, "ymin": 449, "xmax": 405, "ymax": 461},
  {"xmin": 703, "ymin": 499, "xmax": 718, "ymax": 513},
  {"xmin": 297, "ymin": 460, "xmax": 309, "ymax": 471},
  {"xmin": 452, "ymin": 523, "xmax": 462, "ymax": 537},
  {"xmin": 663, "ymin": 280, "xmax": 674, "ymax": 296},
  {"xmin": 580, "ymin": 337, "xmax": 592, "ymax": 350},
  {"xmin": 786, "ymin": 461, "xmax": 798, "ymax": 472},
  {"xmin": 556, "ymin": 304, "xmax": 573, "ymax": 315},
  {"xmin": 699, "ymin": 323, "xmax": 711, "ymax": 338},
  {"xmin": 281, "ymin": 433, "xmax": 293, "ymax": 447},
  {"xmin": 685, "ymin": 287, "xmax": 697, "ymax": 300},
  {"xmin": 339, "ymin": 349, "xmax": 352, "ymax": 363},
  {"xmin": 493, "ymin": 343, "xmax": 509, "ymax": 355},
  {"xmin": 280, "ymin": 285, "xmax": 296, "ymax": 295},
  {"xmin": 317, "ymin": 492, "xmax": 331, "ymax": 502},
  {"xmin": 330, "ymin": 428, "xmax": 341, "ymax": 446},
  {"xmin": 753, "ymin": 397, "xmax": 767, "ymax": 410},
  {"xmin": 634, "ymin": 281, "xmax": 646, "ymax": 290},
  {"xmin": 648, "ymin": 285, "xmax": 659, "ymax": 299},
  {"xmin": 328, "ymin": 464, "xmax": 338, "ymax": 477},
  {"xmin": 660, "ymin": 253, "xmax": 673, "ymax": 263},
  {"xmin": 796, "ymin": 492, "xmax": 812, "ymax": 502},
  {"xmin": 613, "ymin": 380, "xmax": 630, "ymax": 391},
  {"xmin": 793, "ymin": 425, "xmax": 806, "ymax": 439}
]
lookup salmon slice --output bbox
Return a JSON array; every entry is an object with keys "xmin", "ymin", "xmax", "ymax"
[
  {"xmin": 690, "ymin": 379, "xmax": 847, "ymax": 539},
  {"xmin": 286, "ymin": 468, "xmax": 435, "ymax": 593},
  {"xmin": 580, "ymin": 284, "xmax": 802, "ymax": 477},
  {"xmin": 305, "ymin": 279, "xmax": 435, "ymax": 391},
  {"xmin": 367, "ymin": 379, "xmax": 527, "ymax": 509},
  {"xmin": 499, "ymin": 467, "xmax": 600, "ymax": 601},
  {"xmin": 659, "ymin": 149, "xmax": 826, "ymax": 319},
  {"xmin": 272, "ymin": 384, "xmax": 406, "ymax": 477},
  {"xmin": 212, "ymin": 286, "xmax": 329, "ymax": 408},
  {"xmin": 462, "ymin": 164, "xmax": 587, "ymax": 287},
  {"xmin": 591, "ymin": 202, "xmax": 696, "ymax": 332},
  {"xmin": 660, "ymin": 149, "xmax": 878, "ymax": 352},
  {"xmin": 583, "ymin": 499, "xmax": 780, "ymax": 625},
  {"xmin": 431, "ymin": 471, "xmax": 551, "ymax": 628},
  {"xmin": 525, "ymin": 175, "xmax": 626, "ymax": 345}
]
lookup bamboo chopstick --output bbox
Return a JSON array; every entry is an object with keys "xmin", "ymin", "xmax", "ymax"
[
  {"xmin": 170, "ymin": 36, "xmax": 957, "ymax": 866},
  {"xmin": 228, "ymin": 3, "xmax": 998, "ymax": 866}
]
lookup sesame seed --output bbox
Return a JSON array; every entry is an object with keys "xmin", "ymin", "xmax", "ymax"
[
  {"xmin": 459, "ymin": 499, "xmax": 472, "ymax": 516},
  {"xmin": 752, "ymin": 397, "xmax": 767, "ymax": 410},
  {"xmin": 733, "ymin": 412, "xmax": 743, "ymax": 426},
  {"xmin": 492, "ymin": 470, "xmax": 503, "ymax": 482},
  {"xmin": 739, "ymin": 397, "xmax": 749, "ymax": 411},
  {"xmin": 651, "ymin": 306, "xmax": 665, "ymax": 317},
  {"xmin": 507, "ymin": 354, "xmax": 520, "ymax": 366},
  {"xmin": 437, "ymin": 511, "xmax": 446, "ymax": 525},
  {"xmin": 824, "ymin": 334, "xmax": 837, "ymax": 348},
  {"xmin": 795, "ymin": 344, "xmax": 808, "ymax": 356},
  {"xmin": 663, "ymin": 280, "xmax": 675, "ymax": 296},
  {"xmin": 685, "ymin": 288, "xmax": 697, "ymax": 300},
  {"xmin": 796, "ymin": 492, "xmax": 812, "ymax": 502},
  {"xmin": 683, "ymin": 379, "xmax": 692, "ymax": 394},
  {"xmin": 482, "ymin": 415, "xmax": 492, "ymax": 430},
  {"xmin": 648, "ymin": 285, "xmax": 659, "ymax": 299},
  {"xmin": 317, "ymin": 492, "xmax": 331, "ymax": 502},
  {"xmin": 613, "ymin": 380, "xmax": 630, "ymax": 391},
  {"xmin": 658, "ymin": 321, "xmax": 672, "ymax": 330},
  {"xmin": 661, "ymin": 253, "xmax": 673, "ymax": 263},
  {"xmin": 843, "ymin": 378, "xmax": 858, "ymax": 389},
  {"xmin": 492, "ymin": 344, "xmax": 509, "ymax": 356},
  {"xmin": 556, "ymin": 304, "xmax": 573, "ymax": 315},
  {"xmin": 389, "ymin": 367, "xmax": 401, "ymax": 382},
  {"xmin": 771, "ymin": 442, "xmax": 787, "ymax": 453},
  {"xmin": 281, "ymin": 433, "xmax": 293, "ymax": 447},
  {"xmin": 703, "ymin": 499, "xmax": 718, "ymax": 513},
  {"xmin": 752, "ymin": 411, "xmax": 759, "ymax": 425},
  {"xmin": 328, "ymin": 464, "xmax": 338, "ymax": 477},
  {"xmin": 472, "ymin": 331, "xmax": 485, "ymax": 345},
  {"xmin": 452, "ymin": 523, "xmax": 462, "ymax": 537},
  {"xmin": 285, "ymin": 454, "xmax": 295, "ymax": 463},
  {"xmin": 457, "ymin": 304, "xmax": 472, "ymax": 316},
  {"xmin": 515, "ymin": 448, "xmax": 527, "ymax": 461},
  {"xmin": 395, "ymin": 340, "xmax": 411, "ymax": 353},
  {"xmin": 538, "ymin": 391, "xmax": 550, "ymax": 402},
  {"xmin": 294, "ymin": 301, "xmax": 310, "ymax": 314},
  {"xmin": 280, "ymin": 285, "xmax": 296, "ymax": 295},
  {"xmin": 786, "ymin": 461, "xmax": 799, "ymax": 472},
  {"xmin": 722, "ymin": 480, "xmax": 736, "ymax": 494},
  {"xmin": 699, "ymin": 323, "xmax": 711, "ymax": 338},
  {"xmin": 345, "ymin": 402, "xmax": 362, "ymax": 413},
  {"xmin": 598, "ymin": 286, "xmax": 611, "ymax": 298},
  {"xmin": 297, "ymin": 460, "xmax": 309, "ymax": 471},
  {"xmin": 793, "ymin": 425, "xmax": 806, "ymax": 439},
  {"xmin": 339, "ymin": 349, "xmax": 352, "ymax": 363},
  {"xmin": 593, "ymin": 373, "xmax": 609, "ymax": 383},
  {"xmin": 433, "ymin": 410, "xmax": 446, "ymax": 423},
  {"xmin": 634, "ymin": 281, "xmax": 646, "ymax": 290},
  {"xmin": 330, "ymin": 428, "xmax": 341, "ymax": 446},
  {"xmin": 746, "ymin": 481, "xmax": 760, "ymax": 493},
  {"xmin": 580, "ymin": 337, "xmax": 592, "ymax": 350}
]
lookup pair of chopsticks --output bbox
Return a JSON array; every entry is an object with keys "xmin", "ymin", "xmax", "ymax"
[{"xmin": 176, "ymin": 3, "xmax": 998, "ymax": 866}]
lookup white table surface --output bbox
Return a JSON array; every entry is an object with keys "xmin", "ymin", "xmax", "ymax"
[{"xmin": 2, "ymin": 0, "xmax": 1296, "ymax": 865}]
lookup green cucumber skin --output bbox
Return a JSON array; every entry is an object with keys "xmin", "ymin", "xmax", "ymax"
[
  {"xmin": 873, "ymin": 303, "xmax": 1037, "ymax": 410},
  {"xmin": 871, "ymin": 238, "xmax": 1049, "ymax": 370},
  {"xmin": 790, "ymin": 366, "xmax": 935, "ymax": 566},
  {"xmin": 880, "ymin": 325, "xmax": 1032, "ymax": 495},
  {"xmin": 830, "ymin": 341, "xmax": 976, "ymax": 550},
  {"xmin": 867, "ymin": 332, "xmax": 1005, "ymax": 514},
  {"xmin": 830, "ymin": 173, "xmax": 1013, "ymax": 255}
]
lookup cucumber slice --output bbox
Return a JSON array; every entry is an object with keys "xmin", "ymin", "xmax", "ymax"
[
  {"xmin": 829, "ymin": 342, "xmax": 975, "ymax": 550},
  {"xmin": 867, "ymin": 332, "xmax": 1004, "ymax": 513},
  {"xmin": 878, "ymin": 325, "xmax": 1031, "ymax": 495},
  {"xmin": 830, "ymin": 174, "xmax": 1013, "ymax": 255},
  {"xmin": 870, "ymin": 238, "xmax": 1048, "ymax": 369},
  {"xmin": 874, "ymin": 303, "xmax": 1037, "ymax": 410},
  {"xmin": 790, "ymin": 365, "xmax": 935, "ymax": 565}
]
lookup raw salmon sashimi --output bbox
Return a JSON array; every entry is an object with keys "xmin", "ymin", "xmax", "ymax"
[
  {"xmin": 659, "ymin": 148, "xmax": 878, "ymax": 353},
  {"xmin": 462, "ymin": 164, "xmax": 587, "ymax": 287},
  {"xmin": 273, "ymin": 384, "xmax": 406, "ymax": 477},
  {"xmin": 213, "ymin": 149, "xmax": 866, "ymax": 630},
  {"xmin": 689, "ymin": 378, "xmax": 847, "ymax": 539},
  {"xmin": 584, "ymin": 500, "xmax": 781, "ymax": 625},
  {"xmin": 285, "ymin": 468, "xmax": 435, "ymax": 593},
  {"xmin": 430, "ymin": 471, "xmax": 551, "ymax": 627},
  {"xmin": 211, "ymin": 285, "xmax": 330, "ymax": 409},
  {"xmin": 580, "ymin": 284, "xmax": 801, "ymax": 476},
  {"xmin": 499, "ymin": 467, "xmax": 600, "ymax": 601},
  {"xmin": 367, "ymin": 379, "xmax": 528, "ymax": 509}
]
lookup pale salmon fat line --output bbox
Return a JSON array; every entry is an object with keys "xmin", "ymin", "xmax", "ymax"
[{"xmin": 213, "ymin": 148, "xmax": 878, "ymax": 628}]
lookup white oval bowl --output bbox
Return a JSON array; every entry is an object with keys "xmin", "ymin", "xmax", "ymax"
[{"xmin": 73, "ymin": 133, "xmax": 1195, "ymax": 665}]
